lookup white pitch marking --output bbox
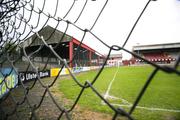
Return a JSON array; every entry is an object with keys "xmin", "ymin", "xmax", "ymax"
[
  {"xmin": 104, "ymin": 66, "xmax": 119, "ymax": 99},
  {"xmin": 103, "ymin": 66, "xmax": 131, "ymax": 105},
  {"xmin": 111, "ymin": 103, "xmax": 180, "ymax": 113},
  {"xmin": 101, "ymin": 67, "xmax": 180, "ymax": 113}
]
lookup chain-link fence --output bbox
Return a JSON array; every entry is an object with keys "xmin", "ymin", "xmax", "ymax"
[{"xmin": 0, "ymin": 0, "xmax": 180, "ymax": 120}]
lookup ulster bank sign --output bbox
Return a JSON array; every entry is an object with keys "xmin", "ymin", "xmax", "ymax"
[{"xmin": 19, "ymin": 70, "xmax": 50, "ymax": 83}]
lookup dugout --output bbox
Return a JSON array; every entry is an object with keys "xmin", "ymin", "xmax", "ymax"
[
  {"xmin": 22, "ymin": 25, "xmax": 105, "ymax": 67},
  {"xmin": 132, "ymin": 42, "xmax": 180, "ymax": 64}
]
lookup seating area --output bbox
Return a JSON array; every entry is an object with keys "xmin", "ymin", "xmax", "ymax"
[
  {"xmin": 132, "ymin": 43, "xmax": 179, "ymax": 65},
  {"xmin": 135, "ymin": 52, "xmax": 176, "ymax": 64}
]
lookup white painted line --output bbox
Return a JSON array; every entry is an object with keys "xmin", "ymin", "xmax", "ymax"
[
  {"xmin": 111, "ymin": 103, "xmax": 180, "ymax": 113},
  {"xmin": 103, "ymin": 66, "xmax": 131, "ymax": 105},
  {"xmin": 105, "ymin": 94, "xmax": 131, "ymax": 105},
  {"xmin": 102, "ymin": 67, "xmax": 180, "ymax": 113},
  {"xmin": 104, "ymin": 67, "xmax": 119, "ymax": 99},
  {"xmin": 106, "ymin": 95, "xmax": 120, "ymax": 100}
]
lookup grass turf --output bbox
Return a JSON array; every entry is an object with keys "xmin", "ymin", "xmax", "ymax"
[{"xmin": 58, "ymin": 65, "xmax": 180, "ymax": 120}]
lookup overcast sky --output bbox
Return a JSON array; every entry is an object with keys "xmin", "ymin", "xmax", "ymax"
[{"xmin": 25, "ymin": 0, "xmax": 180, "ymax": 59}]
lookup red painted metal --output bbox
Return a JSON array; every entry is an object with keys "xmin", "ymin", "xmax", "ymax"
[
  {"xmin": 69, "ymin": 41, "xmax": 73, "ymax": 67},
  {"xmin": 89, "ymin": 51, "xmax": 92, "ymax": 66},
  {"xmin": 72, "ymin": 38, "xmax": 95, "ymax": 52}
]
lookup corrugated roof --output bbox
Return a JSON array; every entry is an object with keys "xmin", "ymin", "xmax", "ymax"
[
  {"xmin": 133, "ymin": 42, "xmax": 180, "ymax": 51},
  {"xmin": 23, "ymin": 25, "xmax": 72, "ymax": 47},
  {"xmin": 107, "ymin": 54, "xmax": 122, "ymax": 58}
]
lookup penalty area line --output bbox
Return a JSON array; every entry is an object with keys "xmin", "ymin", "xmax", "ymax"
[
  {"xmin": 102, "ymin": 66, "xmax": 131, "ymax": 105},
  {"xmin": 104, "ymin": 66, "xmax": 119, "ymax": 99},
  {"xmin": 111, "ymin": 103, "xmax": 180, "ymax": 113},
  {"xmin": 101, "ymin": 67, "xmax": 180, "ymax": 113}
]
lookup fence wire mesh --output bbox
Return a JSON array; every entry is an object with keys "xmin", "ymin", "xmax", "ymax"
[{"xmin": 0, "ymin": 0, "xmax": 180, "ymax": 120}]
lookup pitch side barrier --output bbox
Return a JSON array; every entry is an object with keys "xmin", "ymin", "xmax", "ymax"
[
  {"xmin": 0, "ymin": 68, "xmax": 50, "ymax": 99},
  {"xmin": 0, "ymin": 66, "xmax": 101, "ymax": 99},
  {"xmin": 19, "ymin": 70, "xmax": 50, "ymax": 83},
  {"xmin": 50, "ymin": 66, "xmax": 101, "ymax": 77},
  {"xmin": 19, "ymin": 66, "xmax": 100, "ymax": 82},
  {"xmin": 0, "ymin": 68, "xmax": 18, "ymax": 99}
]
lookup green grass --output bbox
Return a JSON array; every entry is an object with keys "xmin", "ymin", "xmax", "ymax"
[{"xmin": 58, "ymin": 65, "xmax": 180, "ymax": 120}]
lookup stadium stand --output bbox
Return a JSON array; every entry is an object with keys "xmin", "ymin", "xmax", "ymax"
[
  {"xmin": 132, "ymin": 42, "xmax": 180, "ymax": 64},
  {"xmin": 21, "ymin": 25, "xmax": 105, "ymax": 68}
]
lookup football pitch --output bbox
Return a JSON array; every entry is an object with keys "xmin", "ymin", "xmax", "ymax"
[{"xmin": 58, "ymin": 65, "xmax": 180, "ymax": 120}]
